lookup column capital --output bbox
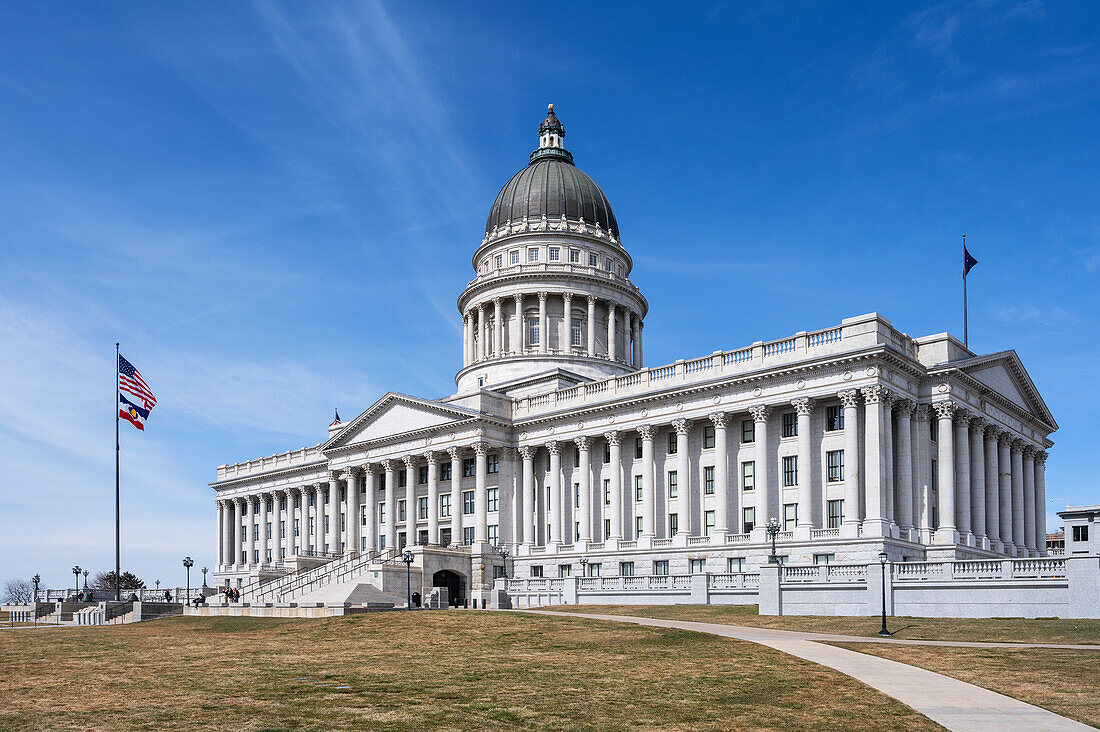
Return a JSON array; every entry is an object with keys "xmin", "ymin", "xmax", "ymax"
[
  {"xmin": 545, "ymin": 440, "xmax": 561, "ymax": 455},
  {"xmin": 518, "ymin": 445, "xmax": 537, "ymax": 460},
  {"xmin": 1035, "ymin": 450, "xmax": 1048, "ymax": 465},
  {"xmin": 998, "ymin": 431, "xmax": 1014, "ymax": 446},
  {"xmin": 637, "ymin": 424, "xmax": 654, "ymax": 441},
  {"xmin": 894, "ymin": 398, "xmax": 915, "ymax": 418},
  {"xmin": 473, "ymin": 441, "xmax": 489, "ymax": 456},
  {"xmin": 913, "ymin": 403, "xmax": 930, "ymax": 422},
  {"xmin": 860, "ymin": 385, "xmax": 888, "ymax": 405},
  {"xmin": 402, "ymin": 455, "xmax": 417, "ymax": 470},
  {"xmin": 477, "ymin": 303, "xmax": 485, "ymax": 313},
  {"xmin": 422, "ymin": 450, "xmax": 438, "ymax": 464},
  {"xmin": 513, "ymin": 293, "xmax": 524, "ymax": 304},
  {"xmin": 463, "ymin": 312, "xmax": 470, "ymax": 324},
  {"xmin": 838, "ymin": 389, "xmax": 860, "ymax": 409},
  {"xmin": 671, "ymin": 418, "xmax": 691, "ymax": 436},
  {"xmin": 790, "ymin": 397, "xmax": 813, "ymax": 416},
  {"xmin": 380, "ymin": 459, "xmax": 395, "ymax": 472},
  {"xmin": 984, "ymin": 422, "xmax": 1002, "ymax": 438},
  {"xmin": 968, "ymin": 415, "xmax": 986, "ymax": 432},
  {"xmin": 954, "ymin": 409, "xmax": 973, "ymax": 428},
  {"xmin": 493, "ymin": 296, "xmax": 502, "ymax": 306},
  {"xmin": 447, "ymin": 446, "xmax": 462, "ymax": 461},
  {"xmin": 537, "ymin": 291, "xmax": 548, "ymax": 302},
  {"xmin": 563, "ymin": 291, "xmax": 574, "ymax": 301},
  {"xmin": 1010, "ymin": 438, "xmax": 1026, "ymax": 454},
  {"xmin": 574, "ymin": 435, "xmax": 590, "ymax": 451},
  {"xmin": 1022, "ymin": 444, "xmax": 1038, "ymax": 459},
  {"xmin": 587, "ymin": 294, "xmax": 597, "ymax": 305},
  {"xmin": 501, "ymin": 446, "xmax": 519, "ymax": 460},
  {"xmin": 362, "ymin": 462, "xmax": 378, "ymax": 476},
  {"xmin": 603, "ymin": 430, "xmax": 621, "ymax": 446},
  {"xmin": 708, "ymin": 412, "xmax": 727, "ymax": 429},
  {"xmin": 339, "ymin": 468, "xmax": 357, "ymax": 482},
  {"xmin": 748, "ymin": 404, "xmax": 770, "ymax": 423},
  {"xmin": 932, "ymin": 401, "xmax": 956, "ymax": 420}
]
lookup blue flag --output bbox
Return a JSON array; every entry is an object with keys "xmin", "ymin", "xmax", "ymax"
[{"xmin": 963, "ymin": 246, "xmax": 978, "ymax": 278}]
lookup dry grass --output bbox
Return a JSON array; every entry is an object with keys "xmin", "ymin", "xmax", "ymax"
[
  {"xmin": 554, "ymin": 605, "xmax": 1100, "ymax": 644},
  {"xmin": 0, "ymin": 611, "xmax": 943, "ymax": 731},
  {"xmin": 827, "ymin": 643, "xmax": 1100, "ymax": 728}
]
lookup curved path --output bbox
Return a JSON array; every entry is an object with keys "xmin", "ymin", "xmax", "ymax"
[{"xmin": 521, "ymin": 610, "xmax": 1091, "ymax": 732}]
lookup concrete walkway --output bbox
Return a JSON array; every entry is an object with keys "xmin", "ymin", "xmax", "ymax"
[{"xmin": 523, "ymin": 610, "xmax": 1092, "ymax": 732}]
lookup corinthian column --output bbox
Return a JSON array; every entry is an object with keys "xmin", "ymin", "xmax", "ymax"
[
  {"xmin": 604, "ymin": 432, "xmax": 623, "ymax": 540},
  {"xmin": 216, "ymin": 500, "xmax": 225, "ymax": 567},
  {"xmin": 671, "ymin": 419, "xmax": 691, "ymax": 535},
  {"xmin": 363, "ymin": 464, "xmax": 377, "ymax": 553},
  {"xmin": 586, "ymin": 296, "xmax": 596, "ymax": 356},
  {"xmin": 493, "ymin": 298, "xmax": 503, "ymax": 358},
  {"xmin": 953, "ymin": 411, "xmax": 972, "ymax": 544},
  {"xmin": 1035, "ymin": 452, "xmax": 1048, "ymax": 555},
  {"xmin": 537, "ymin": 293, "xmax": 548, "ymax": 354},
  {"xmin": 561, "ymin": 292, "xmax": 573, "ymax": 353},
  {"xmin": 382, "ymin": 460, "xmax": 396, "ymax": 551},
  {"xmin": 998, "ymin": 434, "xmax": 1013, "ymax": 554},
  {"xmin": 984, "ymin": 426, "xmax": 1002, "ymax": 552},
  {"xmin": 933, "ymin": 401, "xmax": 958, "ymax": 544},
  {"xmin": 259, "ymin": 491, "xmax": 269, "ymax": 562},
  {"xmin": 448, "ymin": 447, "xmax": 462, "ymax": 546},
  {"xmin": 895, "ymin": 400, "xmax": 914, "ymax": 537},
  {"xmin": 575, "ymin": 436, "xmax": 592, "ymax": 542},
  {"xmin": 476, "ymin": 305, "xmax": 486, "ymax": 361},
  {"xmin": 638, "ymin": 426, "xmax": 655, "ymax": 539},
  {"xmin": 791, "ymin": 398, "xmax": 813, "ymax": 539},
  {"xmin": 969, "ymin": 417, "xmax": 987, "ymax": 547},
  {"xmin": 512, "ymin": 294, "xmax": 523, "ymax": 354},
  {"xmin": 343, "ymin": 469, "xmax": 360, "ymax": 554},
  {"xmin": 607, "ymin": 303, "xmax": 617, "ymax": 362},
  {"xmin": 632, "ymin": 315, "xmax": 642, "ymax": 367},
  {"xmin": 233, "ymin": 498, "xmax": 245, "ymax": 565},
  {"xmin": 462, "ymin": 313, "xmax": 471, "ymax": 366},
  {"xmin": 749, "ymin": 404, "xmax": 771, "ymax": 540},
  {"xmin": 862, "ymin": 387, "xmax": 889, "ymax": 537},
  {"xmin": 474, "ymin": 442, "xmax": 489, "ymax": 544},
  {"xmin": 709, "ymin": 414, "xmax": 729, "ymax": 536},
  {"xmin": 425, "ymin": 452, "xmax": 439, "ymax": 546},
  {"xmin": 1011, "ymin": 440, "xmax": 1026, "ymax": 551},
  {"xmin": 1022, "ymin": 446, "xmax": 1037, "ymax": 556},
  {"xmin": 546, "ymin": 441, "xmax": 562, "ymax": 545},
  {"xmin": 519, "ymin": 446, "xmax": 536, "ymax": 546},
  {"xmin": 404, "ymin": 456, "xmax": 417, "ymax": 547},
  {"xmin": 838, "ymin": 391, "xmax": 861, "ymax": 538}
]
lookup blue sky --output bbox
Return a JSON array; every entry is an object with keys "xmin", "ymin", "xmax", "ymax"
[{"xmin": 1, "ymin": 1, "xmax": 1097, "ymax": 589}]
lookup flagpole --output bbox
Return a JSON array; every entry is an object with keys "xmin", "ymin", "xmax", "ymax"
[
  {"xmin": 962, "ymin": 235, "xmax": 968, "ymax": 350},
  {"xmin": 115, "ymin": 342, "xmax": 121, "ymax": 602}
]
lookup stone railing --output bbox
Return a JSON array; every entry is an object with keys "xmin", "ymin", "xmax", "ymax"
[
  {"xmin": 891, "ymin": 557, "xmax": 1066, "ymax": 582},
  {"xmin": 217, "ymin": 445, "xmax": 324, "ymax": 481}
]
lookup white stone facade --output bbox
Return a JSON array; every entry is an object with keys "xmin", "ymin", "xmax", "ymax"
[{"xmin": 211, "ymin": 107, "xmax": 1056, "ymax": 597}]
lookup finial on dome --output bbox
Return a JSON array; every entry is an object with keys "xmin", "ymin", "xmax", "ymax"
[
  {"xmin": 538, "ymin": 103, "xmax": 565, "ymax": 151},
  {"xmin": 548, "ymin": 103, "xmax": 554, "ymax": 113}
]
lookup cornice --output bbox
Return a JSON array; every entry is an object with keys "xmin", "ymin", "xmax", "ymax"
[
  {"xmin": 209, "ymin": 459, "xmax": 330, "ymax": 491},
  {"xmin": 928, "ymin": 366, "xmax": 1055, "ymax": 435},
  {"xmin": 458, "ymin": 270, "xmax": 648, "ymax": 317}
]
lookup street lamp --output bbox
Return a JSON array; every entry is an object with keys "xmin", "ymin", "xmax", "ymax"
[
  {"xmin": 183, "ymin": 556, "xmax": 194, "ymax": 606},
  {"xmin": 82, "ymin": 569, "xmax": 89, "ymax": 590},
  {"xmin": 765, "ymin": 518, "xmax": 782, "ymax": 564},
  {"xmin": 496, "ymin": 545, "xmax": 510, "ymax": 579},
  {"xmin": 877, "ymin": 551, "xmax": 891, "ymax": 637},
  {"xmin": 32, "ymin": 574, "xmax": 40, "ymax": 628},
  {"xmin": 155, "ymin": 579, "xmax": 160, "ymax": 599},
  {"xmin": 71, "ymin": 565, "xmax": 81, "ymax": 597},
  {"xmin": 579, "ymin": 555, "xmax": 589, "ymax": 577},
  {"xmin": 401, "ymin": 549, "xmax": 415, "ymax": 610},
  {"xmin": 201, "ymin": 566, "xmax": 209, "ymax": 587}
]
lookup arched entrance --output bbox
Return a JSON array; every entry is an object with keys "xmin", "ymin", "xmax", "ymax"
[{"xmin": 433, "ymin": 569, "xmax": 466, "ymax": 607}]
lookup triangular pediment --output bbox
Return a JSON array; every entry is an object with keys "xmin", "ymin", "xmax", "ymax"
[
  {"xmin": 322, "ymin": 393, "xmax": 480, "ymax": 450},
  {"xmin": 955, "ymin": 351, "xmax": 1056, "ymax": 430}
]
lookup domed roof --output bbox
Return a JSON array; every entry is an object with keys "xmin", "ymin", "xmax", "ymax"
[{"xmin": 485, "ymin": 105, "xmax": 619, "ymax": 239}]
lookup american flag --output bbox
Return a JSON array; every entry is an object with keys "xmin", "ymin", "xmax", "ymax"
[{"xmin": 119, "ymin": 354, "xmax": 156, "ymax": 411}]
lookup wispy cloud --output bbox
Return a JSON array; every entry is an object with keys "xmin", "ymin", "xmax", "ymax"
[{"xmin": 989, "ymin": 304, "xmax": 1083, "ymax": 327}]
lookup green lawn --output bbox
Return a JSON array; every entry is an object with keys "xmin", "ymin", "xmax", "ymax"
[
  {"xmin": 552, "ymin": 604, "xmax": 1100, "ymax": 644},
  {"xmin": 0, "ymin": 611, "xmax": 943, "ymax": 731}
]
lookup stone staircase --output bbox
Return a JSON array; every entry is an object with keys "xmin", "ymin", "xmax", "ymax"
[{"xmin": 248, "ymin": 548, "xmax": 408, "ymax": 605}]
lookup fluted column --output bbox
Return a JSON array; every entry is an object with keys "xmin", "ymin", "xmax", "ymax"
[
  {"xmin": 216, "ymin": 500, "xmax": 225, "ymax": 567},
  {"xmin": 709, "ymin": 414, "xmax": 729, "ymax": 535},
  {"xmin": 233, "ymin": 498, "xmax": 244, "ymax": 565},
  {"xmin": 382, "ymin": 460, "xmax": 396, "ymax": 551},
  {"xmin": 968, "ymin": 418, "xmax": 987, "ymax": 546},
  {"xmin": 306, "ymin": 486, "xmax": 316, "ymax": 553},
  {"xmin": 537, "ymin": 293, "xmax": 548, "ymax": 354},
  {"xmin": 997, "ymin": 434, "xmax": 1013, "ymax": 554},
  {"xmin": 883, "ymin": 394, "xmax": 895, "ymax": 526},
  {"xmin": 862, "ymin": 386, "xmax": 889, "ymax": 536},
  {"xmin": 1011, "ymin": 440, "xmax": 1025, "ymax": 551},
  {"xmin": 403, "ymin": 456, "xmax": 417, "ymax": 546},
  {"xmin": 363, "ymin": 465, "xmax": 377, "ymax": 552},
  {"xmin": 519, "ymin": 446, "xmax": 536, "ymax": 546},
  {"xmin": 575, "ymin": 436, "xmax": 592, "ymax": 542},
  {"xmin": 258, "ymin": 491, "xmax": 269, "ymax": 562},
  {"xmin": 1023, "ymin": 447, "xmax": 1037, "ymax": 555},
  {"xmin": 914, "ymin": 406, "xmax": 932, "ymax": 541},
  {"xmin": 425, "ymin": 452, "xmax": 439, "ymax": 546},
  {"xmin": 472, "ymin": 305, "xmax": 483, "ymax": 361},
  {"xmin": 984, "ymin": 426, "xmax": 1001, "ymax": 551},
  {"xmin": 933, "ymin": 402, "xmax": 958, "ymax": 544},
  {"xmin": 632, "ymin": 314, "xmax": 642, "ymax": 367},
  {"xmin": 838, "ymin": 391, "xmax": 861, "ymax": 536},
  {"xmin": 637, "ymin": 320, "xmax": 644, "ymax": 366},
  {"xmin": 474, "ymin": 442, "xmax": 489, "ymax": 543},
  {"xmin": 604, "ymin": 432, "xmax": 623, "ymax": 540},
  {"xmin": 749, "ymin": 405, "xmax": 771, "ymax": 539},
  {"xmin": 953, "ymin": 412, "xmax": 972, "ymax": 543},
  {"xmin": 546, "ymin": 441, "xmax": 562, "ymax": 544},
  {"xmin": 493, "ymin": 298, "xmax": 503, "ymax": 358},
  {"xmin": 639, "ymin": 426, "xmax": 655, "ymax": 538},
  {"xmin": 277, "ymin": 490, "xmax": 290, "ymax": 560},
  {"xmin": 328, "ymin": 475, "xmax": 340, "ymax": 552},
  {"xmin": 895, "ymin": 400, "xmax": 914, "ymax": 535},
  {"xmin": 512, "ymin": 294, "xmax": 523, "ymax": 354},
  {"xmin": 343, "ymin": 470, "xmax": 359, "ymax": 554},
  {"xmin": 462, "ymin": 313, "xmax": 470, "ymax": 366},
  {"xmin": 586, "ymin": 296, "xmax": 596, "ymax": 356},
  {"xmin": 448, "ymin": 447, "xmax": 462, "ymax": 546},
  {"xmin": 607, "ymin": 303, "xmax": 617, "ymax": 362},
  {"xmin": 1035, "ymin": 452, "xmax": 1048, "ymax": 555},
  {"xmin": 561, "ymin": 293, "xmax": 573, "ymax": 353},
  {"xmin": 789, "ymin": 399, "xmax": 813, "ymax": 538}
]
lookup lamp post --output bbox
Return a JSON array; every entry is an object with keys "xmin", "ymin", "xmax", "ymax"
[
  {"xmin": 401, "ymin": 549, "xmax": 415, "ymax": 610},
  {"xmin": 32, "ymin": 575, "xmax": 40, "ymax": 628},
  {"xmin": 82, "ymin": 569, "xmax": 89, "ymax": 590},
  {"xmin": 877, "ymin": 551, "xmax": 890, "ymax": 637},
  {"xmin": 183, "ymin": 556, "xmax": 194, "ymax": 606},
  {"xmin": 201, "ymin": 566, "xmax": 209, "ymax": 587},
  {"xmin": 496, "ymin": 545, "xmax": 510, "ymax": 579},
  {"xmin": 155, "ymin": 579, "xmax": 160, "ymax": 599},
  {"xmin": 579, "ymin": 555, "xmax": 589, "ymax": 577},
  {"xmin": 71, "ymin": 565, "xmax": 81, "ymax": 597},
  {"xmin": 765, "ymin": 518, "xmax": 781, "ymax": 564}
]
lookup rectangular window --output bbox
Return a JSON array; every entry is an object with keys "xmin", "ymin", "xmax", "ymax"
[
  {"xmin": 826, "ymin": 405, "xmax": 844, "ymax": 431},
  {"xmin": 826, "ymin": 450, "xmax": 844, "ymax": 482},
  {"xmin": 690, "ymin": 558, "xmax": 706, "ymax": 574},
  {"xmin": 703, "ymin": 425, "xmax": 715, "ymax": 449},
  {"xmin": 1073, "ymin": 525, "xmax": 1089, "ymax": 542},
  {"xmin": 462, "ymin": 490, "xmax": 475, "ymax": 515},
  {"xmin": 549, "ymin": 247, "xmax": 560, "ymax": 261},
  {"xmin": 704, "ymin": 510, "xmax": 715, "ymax": 536},
  {"xmin": 294, "ymin": 518, "xmax": 300, "ymax": 537},
  {"xmin": 574, "ymin": 484, "xmax": 580, "ymax": 509},
  {"xmin": 279, "ymin": 520, "xmax": 285, "ymax": 538},
  {"xmin": 667, "ymin": 431, "xmax": 677, "ymax": 454},
  {"xmin": 667, "ymin": 471, "xmax": 678, "ymax": 499},
  {"xmin": 487, "ymin": 524, "xmax": 499, "ymax": 545},
  {"xmin": 280, "ymin": 497, "xmax": 287, "ymax": 511},
  {"xmin": 586, "ymin": 562, "xmax": 601, "ymax": 577},
  {"xmin": 573, "ymin": 448, "xmax": 580, "ymax": 468},
  {"xmin": 604, "ymin": 518, "xmax": 610, "ymax": 538},
  {"xmin": 463, "ymin": 458, "xmax": 475, "ymax": 478},
  {"xmin": 398, "ymin": 500, "xmax": 406, "ymax": 522},
  {"xmin": 439, "ymin": 528, "xmax": 452, "ymax": 546},
  {"xmin": 527, "ymin": 317, "xmax": 540, "ymax": 347},
  {"xmin": 487, "ymin": 487, "xmax": 499, "ymax": 513},
  {"xmin": 463, "ymin": 527, "xmax": 475, "ymax": 546},
  {"xmin": 635, "ymin": 437, "xmax": 643, "ymax": 459},
  {"xmin": 589, "ymin": 253, "xmax": 598, "ymax": 267},
  {"xmin": 930, "ymin": 418, "xmax": 938, "ymax": 442},
  {"xmin": 783, "ymin": 456, "xmax": 798, "ymax": 487},
  {"xmin": 440, "ymin": 462, "xmax": 452, "ymax": 481},
  {"xmin": 653, "ymin": 560, "xmax": 669, "ymax": 576},
  {"xmin": 605, "ymin": 258, "xmax": 613, "ymax": 271},
  {"xmin": 783, "ymin": 503, "xmax": 797, "ymax": 532},
  {"xmin": 603, "ymin": 441, "xmax": 611, "ymax": 464},
  {"xmin": 379, "ymin": 503, "xmax": 386, "ymax": 524},
  {"xmin": 635, "ymin": 515, "xmax": 643, "ymax": 537},
  {"xmin": 634, "ymin": 475, "xmax": 643, "ymax": 502},
  {"xmin": 742, "ymin": 419, "xmax": 755, "ymax": 443},
  {"xmin": 704, "ymin": 466, "xmax": 715, "ymax": 495},
  {"xmin": 619, "ymin": 561, "xmax": 634, "ymax": 576},
  {"xmin": 417, "ymin": 497, "xmax": 428, "ymax": 520},
  {"xmin": 558, "ymin": 564, "xmax": 572, "ymax": 577},
  {"xmin": 266, "ymin": 522, "xmax": 272, "ymax": 540},
  {"xmin": 743, "ymin": 507, "xmax": 755, "ymax": 533},
  {"xmin": 742, "ymin": 461, "xmax": 755, "ymax": 491},
  {"xmin": 727, "ymin": 557, "xmax": 745, "ymax": 573},
  {"xmin": 528, "ymin": 247, "xmax": 539, "ymax": 262},
  {"xmin": 494, "ymin": 254, "xmax": 503, "ymax": 268},
  {"xmin": 308, "ymin": 517, "xmax": 314, "ymax": 535},
  {"xmin": 782, "ymin": 412, "xmax": 797, "ymax": 438},
  {"xmin": 488, "ymin": 454, "xmax": 498, "ymax": 474},
  {"xmin": 827, "ymin": 499, "xmax": 844, "ymax": 529},
  {"xmin": 340, "ymin": 513, "xmax": 346, "ymax": 531},
  {"xmin": 603, "ymin": 479, "xmax": 611, "ymax": 505},
  {"xmin": 418, "ymin": 466, "xmax": 428, "ymax": 484},
  {"xmin": 398, "ymin": 471, "xmax": 407, "ymax": 488},
  {"xmin": 294, "ymin": 495, "xmax": 301, "ymax": 509},
  {"xmin": 931, "ymin": 459, "xmax": 938, "ymax": 492},
  {"xmin": 439, "ymin": 494, "xmax": 451, "ymax": 518},
  {"xmin": 510, "ymin": 250, "xmax": 519, "ymax": 265},
  {"xmin": 571, "ymin": 319, "xmax": 583, "ymax": 347},
  {"xmin": 814, "ymin": 553, "xmax": 836, "ymax": 565},
  {"xmin": 531, "ymin": 565, "xmax": 543, "ymax": 577},
  {"xmin": 668, "ymin": 513, "xmax": 678, "ymax": 534},
  {"xmin": 569, "ymin": 249, "xmax": 580, "ymax": 263}
]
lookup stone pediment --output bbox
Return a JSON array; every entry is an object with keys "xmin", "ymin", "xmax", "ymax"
[
  {"xmin": 954, "ymin": 351, "xmax": 1056, "ymax": 430},
  {"xmin": 322, "ymin": 393, "xmax": 480, "ymax": 450}
]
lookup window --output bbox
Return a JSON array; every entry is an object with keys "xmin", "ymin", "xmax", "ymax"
[
  {"xmin": 279, "ymin": 496, "xmax": 287, "ymax": 511},
  {"xmin": 619, "ymin": 561, "xmax": 635, "ymax": 576},
  {"xmin": 741, "ymin": 419, "xmax": 755, "ymax": 443},
  {"xmin": 463, "ymin": 458, "xmax": 475, "ymax": 478},
  {"xmin": 531, "ymin": 565, "xmax": 543, "ymax": 577},
  {"xmin": 690, "ymin": 558, "xmax": 706, "ymax": 574},
  {"xmin": 931, "ymin": 459, "xmax": 938, "ymax": 492},
  {"xmin": 569, "ymin": 249, "xmax": 580, "ymax": 263},
  {"xmin": 266, "ymin": 522, "xmax": 272, "ymax": 540},
  {"xmin": 704, "ymin": 510, "xmax": 715, "ymax": 536},
  {"xmin": 340, "ymin": 513, "xmax": 346, "ymax": 531},
  {"xmin": 635, "ymin": 515, "xmax": 643, "ymax": 537},
  {"xmin": 574, "ymin": 484, "xmax": 580, "ymax": 509},
  {"xmin": 280, "ymin": 547, "xmax": 286, "ymax": 559},
  {"xmin": 528, "ymin": 247, "xmax": 539, "ymax": 262},
  {"xmin": 783, "ymin": 503, "xmax": 797, "ymax": 531},
  {"xmin": 418, "ymin": 530, "xmax": 429, "ymax": 546},
  {"xmin": 782, "ymin": 412, "xmax": 797, "ymax": 438},
  {"xmin": 294, "ymin": 518, "xmax": 300, "ymax": 537},
  {"xmin": 589, "ymin": 253, "xmax": 598, "ymax": 267},
  {"xmin": 727, "ymin": 557, "xmax": 746, "ymax": 573},
  {"xmin": 294, "ymin": 495, "xmax": 301, "ymax": 509},
  {"xmin": 703, "ymin": 425, "xmax": 715, "ymax": 449},
  {"xmin": 487, "ymin": 524, "xmax": 499, "ymax": 545},
  {"xmin": 527, "ymin": 317, "xmax": 539, "ymax": 347},
  {"xmin": 488, "ymin": 454, "xmax": 499, "ymax": 474},
  {"xmin": 605, "ymin": 258, "xmax": 613, "ymax": 272},
  {"xmin": 783, "ymin": 456, "xmax": 798, "ymax": 487},
  {"xmin": 556, "ymin": 564, "xmax": 573, "ymax": 578},
  {"xmin": 463, "ymin": 527, "xmax": 475, "ymax": 546},
  {"xmin": 603, "ymin": 479, "xmax": 611, "ymax": 505},
  {"xmin": 324, "ymin": 492, "xmax": 330, "ymax": 504},
  {"xmin": 742, "ymin": 461, "xmax": 755, "ymax": 491},
  {"xmin": 586, "ymin": 562, "xmax": 601, "ymax": 577},
  {"xmin": 667, "ymin": 431, "xmax": 677, "ymax": 454},
  {"xmin": 667, "ymin": 471, "xmax": 678, "ymax": 499},
  {"xmin": 571, "ymin": 319, "xmax": 583, "ymax": 347},
  {"xmin": 617, "ymin": 264, "xmax": 623, "ymax": 277},
  {"xmin": 494, "ymin": 254, "xmax": 502, "ymax": 268},
  {"xmin": 653, "ymin": 560, "xmax": 669, "ymax": 576},
  {"xmin": 1072, "ymin": 526, "xmax": 1089, "ymax": 542},
  {"xmin": 379, "ymin": 503, "xmax": 386, "ymax": 524},
  {"xmin": 573, "ymin": 448, "xmax": 580, "ymax": 468},
  {"xmin": 439, "ymin": 494, "xmax": 451, "ymax": 518},
  {"xmin": 826, "ymin": 405, "xmax": 843, "ymax": 431},
  {"xmin": 704, "ymin": 466, "xmax": 715, "ymax": 495},
  {"xmin": 440, "ymin": 462, "xmax": 452, "ymax": 481},
  {"xmin": 308, "ymin": 517, "xmax": 315, "ymax": 535},
  {"xmin": 827, "ymin": 499, "xmax": 844, "ymax": 529},
  {"xmin": 814, "ymin": 553, "xmax": 836, "ymax": 565},
  {"xmin": 743, "ymin": 507, "xmax": 755, "ymax": 533},
  {"xmin": 462, "ymin": 490, "xmax": 475, "ymax": 515},
  {"xmin": 439, "ymin": 528, "xmax": 452, "ymax": 546},
  {"xmin": 307, "ymin": 494, "xmax": 314, "ymax": 507},
  {"xmin": 603, "ymin": 441, "xmax": 611, "ymax": 464},
  {"xmin": 279, "ymin": 520, "xmax": 285, "ymax": 538},
  {"xmin": 416, "ymin": 466, "xmax": 427, "ymax": 484},
  {"xmin": 668, "ymin": 513, "xmax": 678, "ymax": 534},
  {"xmin": 826, "ymin": 450, "xmax": 844, "ymax": 482},
  {"xmin": 634, "ymin": 475, "xmax": 643, "ymax": 502},
  {"xmin": 604, "ymin": 518, "xmax": 610, "ymax": 538},
  {"xmin": 417, "ymin": 497, "xmax": 428, "ymax": 520},
  {"xmin": 549, "ymin": 247, "xmax": 560, "ymax": 261},
  {"xmin": 930, "ymin": 418, "xmax": 938, "ymax": 442},
  {"xmin": 398, "ymin": 471, "xmax": 407, "ymax": 488},
  {"xmin": 635, "ymin": 437, "xmax": 643, "ymax": 459},
  {"xmin": 510, "ymin": 250, "xmax": 520, "ymax": 265},
  {"xmin": 398, "ymin": 500, "xmax": 406, "ymax": 522},
  {"xmin": 487, "ymin": 487, "xmax": 499, "ymax": 513}
]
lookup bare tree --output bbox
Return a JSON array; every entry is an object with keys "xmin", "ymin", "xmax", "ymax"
[
  {"xmin": 3, "ymin": 578, "xmax": 33, "ymax": 604},
  {"xmin": 91, "ymin": 570, "xmax": 145, "ymax": 590}
]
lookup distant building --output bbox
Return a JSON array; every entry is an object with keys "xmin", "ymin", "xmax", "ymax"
[
  {"xmin": 1057, "ymin": 505, "xmax": 1099, "ymax": 556},
  {"xmin": 1046, "ymin": 530, "xmax": 1065, "ymax": 555}
]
